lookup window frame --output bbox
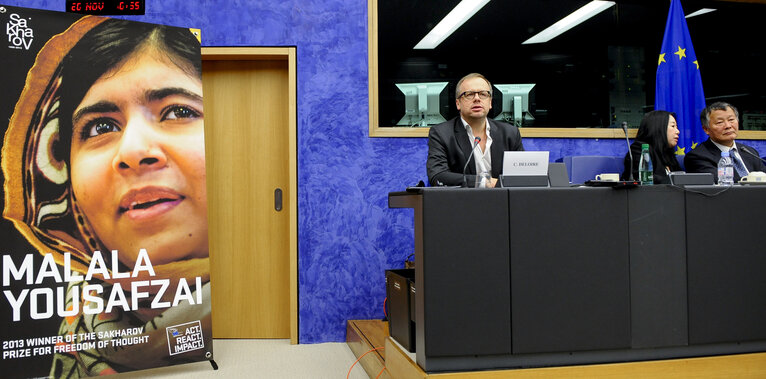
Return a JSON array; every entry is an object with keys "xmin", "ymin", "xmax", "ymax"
[{"xmin": 367, "ymin": 0, "xmax": 766, "ymax": 140}]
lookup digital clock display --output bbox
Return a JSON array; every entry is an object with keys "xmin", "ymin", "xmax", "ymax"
[{"xmin": 66, "ymin": 1, "xmax": 145, "ymax": 16}]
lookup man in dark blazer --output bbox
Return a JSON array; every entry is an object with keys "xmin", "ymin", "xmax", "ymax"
[
  {"xmin": 427, "ymin": 73, "xmax": 524, "ymax": 187},
  {"xmin": 685, "ymin": 102, "xmax": 766, "ymax": 182}
]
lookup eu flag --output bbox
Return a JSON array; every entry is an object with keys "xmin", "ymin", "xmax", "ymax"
[{"xmin": 655, "ymin": 0, "xmax": 706, "ymax": 155}]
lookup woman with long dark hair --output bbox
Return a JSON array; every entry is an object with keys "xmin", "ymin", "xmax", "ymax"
[{"xmin": 621, "ymin": 110, "xmax": 682, "ymax": 184}]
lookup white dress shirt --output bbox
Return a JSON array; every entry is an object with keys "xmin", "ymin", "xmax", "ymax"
[{"xmin": 461, "ymin": 118, "xmax": 492, "ymax": 175}]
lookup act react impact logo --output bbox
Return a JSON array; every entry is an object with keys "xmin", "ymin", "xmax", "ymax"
[
  {"xmin": 166, "ymin": 320, "xmax": 205, "ymax": 355},
  {"xmin": 6, "ymin": 12, "xmax": 34, "ymax": 50}
]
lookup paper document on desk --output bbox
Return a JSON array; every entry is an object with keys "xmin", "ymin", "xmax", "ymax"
[{"xmin": 502, "ymin": 151, "xmax": 550, "ymax": 176}]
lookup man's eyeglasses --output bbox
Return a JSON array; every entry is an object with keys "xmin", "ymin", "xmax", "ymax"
[{"xmin": 458, "ymin": 90, "xmax": 492, "ymax": 100}]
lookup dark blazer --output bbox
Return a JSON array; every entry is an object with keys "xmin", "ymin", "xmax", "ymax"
[
  {"xmin": 684, "ymin": 138, "xmax": 766, "ymax": 182},
  {"xmin": 427, "ymin": 117, "xmax": 524, "ymax": 186},
  {"xmin": 621, "ymin": 141, "xmax": 681, "ymax": 184}
]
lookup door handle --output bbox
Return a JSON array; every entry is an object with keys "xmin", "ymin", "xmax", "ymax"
[{"xmin": 274, "ymin": 188, "xmax": 283, "ymax": 211}]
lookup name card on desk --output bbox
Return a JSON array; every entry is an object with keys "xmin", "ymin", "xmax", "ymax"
[{"xmin": 502, "ymin": 151, "xmax": 549, "ymax": 176}]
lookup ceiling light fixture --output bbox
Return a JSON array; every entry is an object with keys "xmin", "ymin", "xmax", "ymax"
[
  {"xmin": 414, "ymin": 0, "xmax": 492, "ymax": 50},
  {"xmin": 685, "ymin": 8, "xmax": 716, "ymax": 18},
  {"xmin": 522, "ymin": 1, "xmax": 615, "ymax": 45}
]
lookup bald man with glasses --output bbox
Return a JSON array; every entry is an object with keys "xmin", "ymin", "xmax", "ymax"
[{"xmin": 427, "ymin": 73, "xmax": 525, "ymax": 187}]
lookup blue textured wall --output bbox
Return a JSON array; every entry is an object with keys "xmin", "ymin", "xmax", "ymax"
[{"xmin": 6, "ymin": 1, "xmax": 766, "ymax": 344}]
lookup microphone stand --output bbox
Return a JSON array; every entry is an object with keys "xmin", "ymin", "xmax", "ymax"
[
  {"xmin": 462, "ymin": 137, "xmax": 482, "ymax": 187},
  {"xmin": 622, "ymin": 122, "xmax": 634, "ymax": 181},
  {"xmin": 737, "ymin": 145, "xmax": 766, "ymax": 167}
]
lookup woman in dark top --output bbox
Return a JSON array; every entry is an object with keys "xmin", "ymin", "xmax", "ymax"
[{"xmin": 621, "ymin": 110, "xmax": 682, "ymax": 184}]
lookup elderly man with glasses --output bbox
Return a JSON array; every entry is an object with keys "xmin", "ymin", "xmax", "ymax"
[{"xmin": 427, "ymin": 73, "xmax": 525, "ymax": 187}]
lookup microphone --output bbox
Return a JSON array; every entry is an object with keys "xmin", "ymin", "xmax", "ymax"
[
  {"xmin": 622, "ymin": 122, "xmax": 634, "ymax": 181},
  {"xmin": 462, "ymin": 136, "xmax": 482, "ymax": 187},
  {"xmin": 736, "ymin": 144, "xmax": 766, "ymax": 168}
]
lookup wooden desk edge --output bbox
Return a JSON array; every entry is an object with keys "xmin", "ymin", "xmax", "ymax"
[{"xmin": 388, "ymin": 192, "xmax": 421, "ymax": 208}]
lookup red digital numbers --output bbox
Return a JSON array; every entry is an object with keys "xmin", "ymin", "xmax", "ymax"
[
  {"xmin": 66, "ymin": 1, "xmax": 145, "ymax": 15},
  {"xmin": 117, "ymin": 2, "xmax": 141, "ymax": 11}
]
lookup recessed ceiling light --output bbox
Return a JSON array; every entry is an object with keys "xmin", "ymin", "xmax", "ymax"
[
  {"xmin": 685, "ymin": 8, "xmax": 716, "ymax": 18},
  {"xmin": 414, "ymin": 0, "xmax": 492, "ymax": 50},
  {"xmin": 522, "ymin": 1, "xmax": 616, "ymax": 45}
]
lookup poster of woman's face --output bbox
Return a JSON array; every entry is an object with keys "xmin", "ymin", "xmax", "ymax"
[
  {"xmin": 0, "ymin": 6, "xmax": 212, "ymax": 377},
  {"xmin": 69, "ymin": 40, "xmax": 208, "ymax": 268}
]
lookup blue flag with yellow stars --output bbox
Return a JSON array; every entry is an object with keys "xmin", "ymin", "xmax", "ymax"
[{"xmin": 655, "ymin": 0, "xmax": 706, "ymax": 155}]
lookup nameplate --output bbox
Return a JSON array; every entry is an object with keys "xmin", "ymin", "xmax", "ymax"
[
  {"xmin": 502, "ymin": 151, "xmax": 549, "ymax": 176},
  {"xmin": 669, "ymin": 172, "xmax": 714, "ymax": 186},
  {"xmin": 499, "ymin": 175, "xmax": 549, "ymax": 187}
]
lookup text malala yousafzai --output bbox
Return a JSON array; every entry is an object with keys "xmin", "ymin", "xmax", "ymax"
[{"xmin": 3, "ymin": 250, "xmax": 205, "ymax": 321}]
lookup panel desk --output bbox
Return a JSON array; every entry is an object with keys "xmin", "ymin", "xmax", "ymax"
[{"xmin": 388, "ymin": 185, "xmax": 766, "ymax": 372}]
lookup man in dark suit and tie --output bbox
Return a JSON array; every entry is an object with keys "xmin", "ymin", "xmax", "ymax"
[
  {"xmin": 684, "ymin": 102, "xmax": 766, "ymax": 182},
  {"xmin": 426, "ymin": 73, "xmax": 524, "ymax": 187}
]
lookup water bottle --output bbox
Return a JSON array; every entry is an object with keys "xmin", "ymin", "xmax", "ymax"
[
  {"xmin": 638, "ymin": 143, "xmax": 653, "ymax": 185},
  {"xmin": 475, "ymin": 169, "xmax": 491, "ymax": 188},
  {"xmin": 717, "ymin": 151, "xmax": 734, "ymax": 186}
]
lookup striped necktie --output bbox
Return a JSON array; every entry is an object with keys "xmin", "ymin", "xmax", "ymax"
[{"xmin": 730, "ymin": 148, "xmax": 749, "ymax": 177}]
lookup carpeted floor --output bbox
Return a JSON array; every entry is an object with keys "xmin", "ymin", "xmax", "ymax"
[{"xmin": 115, "ymin": 339, "xmax": 369, "ymax": 378}]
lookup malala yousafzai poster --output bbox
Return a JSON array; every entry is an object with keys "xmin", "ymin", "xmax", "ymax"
[{"xmin": 0, "ymin": 5, "xmax": 213, "ymax": 378}]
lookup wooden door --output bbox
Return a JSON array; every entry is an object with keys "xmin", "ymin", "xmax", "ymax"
[{"xmin": 202, "ymin": 48, "xmax": 296, "ymax": 340}]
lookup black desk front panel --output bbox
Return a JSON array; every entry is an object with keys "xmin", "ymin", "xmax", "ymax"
[
  {"xmin": 628, "ymin": 186, "xmax": 688, "ymax": 348},
  {"xmin": 686, "ymin": 186, "xmax": 766, "ymax": 345},
  {"xmin": 421, "ymin": 189, "xmax": 511, "ymax": 357},
  {"xmin": 390, "ymin": 186, "xmax": 766, "ymax": 372},
  {"xmin": 509, "ymin": 188, "xmax": 631, "ymax": 354}
]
